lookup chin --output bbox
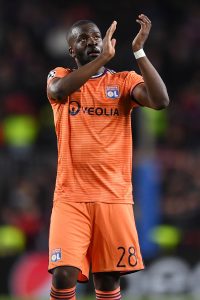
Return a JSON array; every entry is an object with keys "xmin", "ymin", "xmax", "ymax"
[
  {"xmin": 85, "ymin": 56, "xmax": 97, "ymax": 63},
  {"xmin": 89, "ymin": 56, "xmax": 97, "ymax": 61}
]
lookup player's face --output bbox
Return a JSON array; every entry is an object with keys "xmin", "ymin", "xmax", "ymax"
[{"xmin": 69, "ymin": 23, "xmax": 103, "ymax": 66}]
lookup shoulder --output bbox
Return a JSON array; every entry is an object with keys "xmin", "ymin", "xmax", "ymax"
[
  {"xmin": 105, "ymin": 70, "xmax": 144, "ymax": 96},
  {"xmin": 105, "ymin": 69, "xmax": 143, "ymax": 85},
  {"xmin": 106, "ymin": 69, "xmax": 139, "ymax": 80},
  {"xmin": 47, "ymin": 67, "xmax": 71, "ymax": 80},
  {"xmin": 117, "ymin": 70, "xmax": 144, "ymax": 87},
  {"xmin": 47, "ymin": 67, "xmax": 72, "ymax": 87}
]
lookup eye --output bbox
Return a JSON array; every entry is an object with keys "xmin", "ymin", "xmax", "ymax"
[
  {"xmin": 77, "ymin": 36, "xmax": 87, "ymax": 43},
  {"xmin": 80, "ymin": 37, "xmax": 86, "ymax": 42}
]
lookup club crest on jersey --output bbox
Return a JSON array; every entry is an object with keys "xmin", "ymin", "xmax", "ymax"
[
  {"xmin": 51, "ymin": 248, "xmax": 62, "ymax": 262},
  {"xmin": 48, "ymin": 70, "xmax": 56, "ymax": 79},
  {"xmin": 106, "ymin": 86, "xmax": 119, "ymax": 99}
]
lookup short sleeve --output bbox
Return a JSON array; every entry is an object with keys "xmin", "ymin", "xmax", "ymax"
[
  {"xmin": 47, "ymin": 67, "xmax": 71, "ymax": 103},
  {"xmin": 125, "ymin": 71, "xmax": 144, "ymax": 108},
  {"xmin": 47, "ymin": 67, "xmax": 70, "ymax": 86}
]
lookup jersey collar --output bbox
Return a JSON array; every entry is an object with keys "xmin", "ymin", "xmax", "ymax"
[{"xmin": 90, "ymin": 68, "xmax": 108, "ymax": 79}]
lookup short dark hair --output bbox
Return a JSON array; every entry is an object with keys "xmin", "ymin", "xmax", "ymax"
[{"xmin": 66, "ymin": 19, "xmax": 98, "ymax": 43}]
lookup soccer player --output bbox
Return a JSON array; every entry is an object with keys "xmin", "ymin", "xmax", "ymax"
[{"xmin": 47, "ymin": 14, "xmax": 169, "ymax": 300}]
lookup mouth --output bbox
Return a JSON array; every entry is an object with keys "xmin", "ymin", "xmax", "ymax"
[{"xmin": 87, "ymin": 48, "xmax": 101, "ymax": 57}]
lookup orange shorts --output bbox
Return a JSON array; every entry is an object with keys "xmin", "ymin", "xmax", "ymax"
[{"xmin": 48, "ymin": 201, "xmax": 144, "ymax": 282}]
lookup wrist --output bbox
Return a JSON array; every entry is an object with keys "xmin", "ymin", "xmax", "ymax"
[
  {"xmin": 93, "ymin": 54, "xmax": 108, "ymax": 67},
  {"xmin": 133, "ymin": 48, "xmax": 146, "ymax": 60},
  {"xmin": 100, "ymin": 52, "xmax": 114, "ymax": 62}
]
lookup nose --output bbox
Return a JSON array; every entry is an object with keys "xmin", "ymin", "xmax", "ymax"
[{"xmin": 87, "ymin": 36, "xmax": 97, "ymax": 45}]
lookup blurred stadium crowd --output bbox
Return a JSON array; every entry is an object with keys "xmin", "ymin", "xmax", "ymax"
[{"xmin": 0, "ymin": 0, "xmax": 200, "ymax": 283}]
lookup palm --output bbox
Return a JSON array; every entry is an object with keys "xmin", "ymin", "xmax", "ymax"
[
  {"xmin": 132, "ymin": 14, "xmax": 151, "ymax": 51},
  {"xmin": 102, "ymin": 21, "xmax": 117, "ymax": 59}
]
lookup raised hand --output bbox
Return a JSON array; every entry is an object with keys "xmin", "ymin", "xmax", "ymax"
[
  {"xmin": 101, "ymin": 21, "xmax": 117, "ymax": 61},
  {"xmin": 132, "ymin": 14, "xmax": 151, "ymax": 52}
]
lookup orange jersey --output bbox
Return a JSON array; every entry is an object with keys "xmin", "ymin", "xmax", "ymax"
[{"xmin": 47, "ymin": 67, "xmax": 144, "ymax": 203}]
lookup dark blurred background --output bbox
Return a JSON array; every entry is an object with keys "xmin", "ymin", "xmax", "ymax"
[{"xmin": 0, "ymin": 0, "xmax": 200, "ymax": 298}]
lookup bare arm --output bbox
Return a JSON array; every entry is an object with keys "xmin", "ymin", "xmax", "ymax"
[
  {"xmin": 132, "ymin": 14, "xmax": 169, "ymax": 110},
  {"xmin": 48, "ymin": 21, "xmax": 117, "ymax": 102}
]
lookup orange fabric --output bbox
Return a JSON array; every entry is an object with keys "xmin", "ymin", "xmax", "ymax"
[
  {"xmin": 47, "ymin": 67, "xmax": 144, "ymax": 204},
  {"xmin": 95, "ymin": 287, "xmax": 121, "ymax": 300},
  {"xmin": 48, "ymin": 202, "xmax": 144, "ymax": 282},
  {"xmin": 50, "ymin": 285, "xmax": 76, "ymax": 299}
]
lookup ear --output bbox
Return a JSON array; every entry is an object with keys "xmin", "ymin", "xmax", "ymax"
[{"xmin": 69, "ymin": 47, "xmax": 76, "ymax": 58}]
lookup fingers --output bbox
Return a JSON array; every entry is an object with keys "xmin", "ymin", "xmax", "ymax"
[
  {"xmin": 105, "ymin": 20, "xmax": 117, "ymax": 39},
  {"xmin": 111, "ymin": 38, "xmax": 116, "ymax": 48},
  {"xmin": 136, "ymin": 14, "xmax": 151, "ymax": 28},
  {"xmin": 139, "ymin": 14, "xmax": 151, "ymax": 23}
]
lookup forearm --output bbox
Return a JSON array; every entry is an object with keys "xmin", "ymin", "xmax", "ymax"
[
  {"xmin": 131, "ymin": 14, "xmax": 169, "ymax": 109},
  {"xmin": 136, "ymin": 55, "xmax": 169, "ymax": 109},
  {"xmin": 50, "ymin": 55, "xmax": 108, "ymax": 100}
]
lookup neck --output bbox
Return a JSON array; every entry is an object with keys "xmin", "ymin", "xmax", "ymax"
[
  {"xmin": 76, "ymin": 60, "xmax": 105, "ymax": 76},
  {"xmin": 93, "ymin": 66, "xmax": 105, "ymax": 76}
]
